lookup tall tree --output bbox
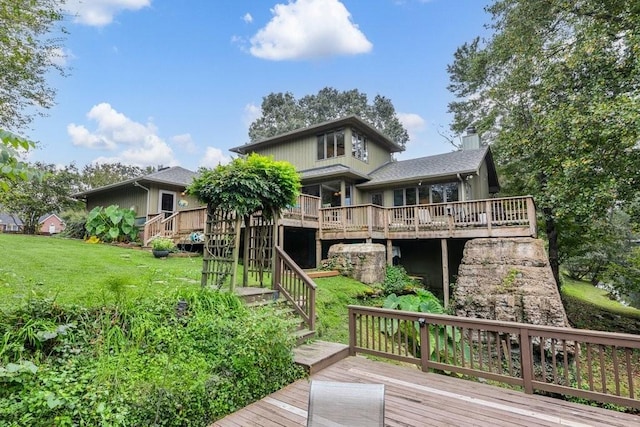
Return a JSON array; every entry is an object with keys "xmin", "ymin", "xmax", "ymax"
[
  {"xmin": 0, "ymin": 0, "xmax": 66, "ymax": 132},
  {"xmin": 1, "ymin": 1, "xmax": 66, "ymax": 188},
  {"xmin": 0, "ymin": 163, "xmax": 81, "ymax": 234},
  {"xmin": 79, "ymin": 162, "xmax": 155, "ymax": 190},
  {"xmin": 447, "ymin": 0, "xmax": 640, "ymax": 287},
  {"xmin": 248, "ymin": 87, "xmax": 409, "ymax": 148}
]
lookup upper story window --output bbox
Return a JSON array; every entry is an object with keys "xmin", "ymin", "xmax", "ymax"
[
  {"xmin": 351, "ymin": 130, "xmax": 368, "ymax": 162},
  {"xmin": 317, "ymin": 130, "xmax": 345, "ymax": 160}
]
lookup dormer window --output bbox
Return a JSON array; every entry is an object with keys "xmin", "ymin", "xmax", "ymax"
[
  {"xmin": 317, "ymin": 129, "xmax": 345, "ymax": 160},
  {"xmin": 352, "ymin": 130, "xmax": 368, "ymax": 162}
]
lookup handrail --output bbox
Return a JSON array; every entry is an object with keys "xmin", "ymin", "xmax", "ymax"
[
  {"xmin": 274, "ymin": 246, "xmax": 316, "ymax": 332},
  {"xmin": 348, "ymin": 305, "xmax": 640, "ymax": 409},
  {"xmin": 143, "ymin": 214, "xmax": 163, "ymax": 245}
]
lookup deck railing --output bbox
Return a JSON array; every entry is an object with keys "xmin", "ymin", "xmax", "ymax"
[
  {"xmin": 323, "ymin": 196, "xmax": 537, "ymax": 238},
  {"xmin": 143, "ymin": 195, "xmax": 537, "ymax": 242},
  {"xmin": 274, "ymin": 246, "xmax": 316, "ymax": 333},
  {"xmin": 348, "ymin": 305, "xmax": 640, "ymax": 409}
]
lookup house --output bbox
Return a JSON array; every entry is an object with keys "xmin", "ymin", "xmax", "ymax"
[
  {"xmin": 73, "ymin": 166, "xmax": 200, "ymax": 227},
  {"xmin": 82, "ymin": 116, "xmax": 535, "ymax": 301},
  {"xmin": 39, "ymin": 213, "xmax": 65, "ymax": 234},
  {"xmin": 0, "ymin": 213, "xmax": 23, "ymax": 233}
]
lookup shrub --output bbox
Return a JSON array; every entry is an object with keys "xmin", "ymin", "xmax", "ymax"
[
  {"xmin": 58, "ymin": 209, "xmax": 87, "ymax": 239},
  {"xmin": 0, "ymin": 289, "xmax": 304, "ymax": 426},
  {"xmin": 382, "ymin": 265, "xmax": 415, "ymax": 296},
  {"xmin": 151, "ymin": 237, "xmax": 176, "ymax": 252},
  {"xmin": 85, "ymin": 205, "xmax": 138, "ymax": 243}
]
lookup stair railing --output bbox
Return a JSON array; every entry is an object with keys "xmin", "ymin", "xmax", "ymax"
[{"xmin": 274, "ymin": 246, "xmax": 316, "ymax": 332}]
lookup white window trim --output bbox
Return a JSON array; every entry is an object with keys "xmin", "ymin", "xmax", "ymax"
[{"xmin": 158, "ymin": 190, "xmax": 177, "ymax": 214}]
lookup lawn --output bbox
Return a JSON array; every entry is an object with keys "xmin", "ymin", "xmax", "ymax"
[
  {"xmin": 0, "ymin": 233, "xmax": 205, "ymax": 309},
  {"xmin": 561, "ymin": 275, "xmax": 640, "ymax": 334}
]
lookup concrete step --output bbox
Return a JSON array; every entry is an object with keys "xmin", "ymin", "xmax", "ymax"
[{"xmin": 293, "ymin": 340, "xmax": 349, "ymax": 375}]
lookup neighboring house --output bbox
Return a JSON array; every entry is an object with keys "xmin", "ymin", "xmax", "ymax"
[
  {"xmin": 0, "ymin": 213, "xmax": 23, "ymax": 233},
  {"xmin": 73, "ymin": 166, "xmax": 200, "ymax": 226},
  {"xmin": 39, "ymin": 213, "xmax": 65, "ymax": 235}
]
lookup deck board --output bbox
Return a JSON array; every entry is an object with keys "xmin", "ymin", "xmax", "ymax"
[{"xmin": 212, "ymin": 356, "xmax": 639, "ymax": 426}]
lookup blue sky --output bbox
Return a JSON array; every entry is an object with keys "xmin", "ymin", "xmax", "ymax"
[{"xmin": 27, "ymin": 0, "xmax": 491, "ymax": 171}]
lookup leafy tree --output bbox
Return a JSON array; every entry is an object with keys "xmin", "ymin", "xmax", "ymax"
[
  {"xmin": 248, "ymin": 87, "xmax": 409, "ymax": 148},
  {"xmin": 604, "ymin": 246, "xmax": 640, "ymax": 308},
  {"xmin": 0, "ymin": 0, "xmax": 66, "ymax": 132},
  {"xmin": 0, "ymin": 163, "xmax": 81, "ymax": 234},
  {"xmin": 0, "ymin": 130, "xmax": 37, "ymax": 190},
  {"xmin": 447, "ymin": 0, "xmax": 640, "ymax": 287},
  {"xmin": 79, "ymin": 162, "xmax": 155, "ymax": 190}
]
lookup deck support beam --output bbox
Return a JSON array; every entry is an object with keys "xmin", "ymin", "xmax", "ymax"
[
  {"xmin": 315, "ymin": 231, "xmax": 321, "ymax": 268},
  {"xmin": 441, "ymin": 238, "xmax": 449, "ymax": 309},
  {"xmin": 386, "ymin": 240, "xmax": 393, "ymax": 266}
]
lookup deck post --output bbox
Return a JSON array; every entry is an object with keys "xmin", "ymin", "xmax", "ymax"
[
  {"xmin": 386, "ymin": 240, "xmax": 393, "ymax": 266},
  {"xmin": 520, "ymin": 328, "xmax": 534, "ymax": 394},
  {"xmin": 242, "ymin": 219, "xmax": 250, "ymax": 287},
  {"xmin": 441, "ymin": 239, "xmax": 449, "ymax": 309},
  {"xmin": 348, "ymin": 307, "xmax": 356, "ymax": 356},
  {"xmin": 486, "ymin": 200, "xmax": 493, "ymax": 234},
  {"xmin": 315, "ymin": 231, "xmax": 322, "ymax": 268},
  {"xmin": 526, "ymin": 196, "xmax": 537, "ymax": 236}
]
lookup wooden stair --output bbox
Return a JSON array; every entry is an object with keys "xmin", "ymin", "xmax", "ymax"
[
  {"xmin": 238, "ymin": 288, "xmax": 316, "ymax": 344},
  {"xmin": 293, "ymin": 340, "xmax": 350, "ymax": 375}
]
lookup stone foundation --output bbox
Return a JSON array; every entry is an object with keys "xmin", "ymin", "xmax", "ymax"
[
  {"xmin": 453, "ymin": 237, "xmax": 569, "ymax": 328},
  {"xmin": 325, "ymin": 243, "xmax": 386, "ymax": 284}
]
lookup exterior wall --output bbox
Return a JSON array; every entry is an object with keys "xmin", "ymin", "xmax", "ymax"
[
  {"xmin": 86, "ymin": 186, "xmax": 148, "ymax": 220},
  {"xmin": 147, "ymin": 184, "xmax": 201, "ymax": 215},
  {"xmin": 40, "ymin": 216, "xmax": 65, "ymax": 234},
  {"xmin": 250, "ymin": 126, "xmax": 393, "ymax": 175}
]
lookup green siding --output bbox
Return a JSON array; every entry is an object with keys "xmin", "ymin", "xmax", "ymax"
[{"xmin": 86, "ymin": 187, "xmax": 148, "ymax": 217}]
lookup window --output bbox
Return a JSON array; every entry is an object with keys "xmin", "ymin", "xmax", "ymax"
[
  {"xmin": 317, "ymin": 130, "xmax": 345, "ymax": 160},
  {"xmin": 351, "ymin": 130, "xmax": 368, "ymax": 162},
  {"xmin": 394, "ymin": 183, "xmax": 459, "ymax": 206},
  {"xmin": 371, "ymin": 192, "xmax": 383, "ymax": 206}
]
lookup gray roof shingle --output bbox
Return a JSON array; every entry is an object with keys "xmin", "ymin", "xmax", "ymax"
[
  {"xmin": 359, "ymin": 146, "xmax": 492, "ymax": 188},
  {"xmin": 73, "ymin": 166, "xmax": 197, "ymax": 197}
]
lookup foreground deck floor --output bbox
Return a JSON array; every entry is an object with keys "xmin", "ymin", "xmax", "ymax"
[{"xmin": 212, "ymin": 356, "xmax": 639, "ymax": 427}]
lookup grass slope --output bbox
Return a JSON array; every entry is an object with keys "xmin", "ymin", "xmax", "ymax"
[
  {"xmin": 561, "ymin": 275, "xmax": 640, "ymax": 334},
  {"xmin": 0, "ymin": 234, "xmax": 204, "ymax": 309}
]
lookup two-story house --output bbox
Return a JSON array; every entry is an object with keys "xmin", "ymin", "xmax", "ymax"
[
  {"xmin": 79, "ymin": 116, "xmax": 535, "ymax": 301},
  {"xmin": 229, "ymin": 116, "xmax": 535, "ymax": 299}
]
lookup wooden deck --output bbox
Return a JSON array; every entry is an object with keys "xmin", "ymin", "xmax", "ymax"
[{"xmin": 212, "ymin": 356, "xmax": 639, "ymax": 427}]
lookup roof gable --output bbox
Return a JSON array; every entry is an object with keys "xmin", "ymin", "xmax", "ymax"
[{"xmin": 230, "ymin": 115, "xmax": 404, "ymax": 154}]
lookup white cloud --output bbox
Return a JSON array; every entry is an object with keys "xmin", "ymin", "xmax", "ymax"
[
  {"xmin": 49, "ymin": 47, "xmax": 74, "ymax": 66},
  {"xmin": 65, "ymin": 0, "xmax": 151, "ymax": 27},
  {"xmin": 249, "ymin": 0, "xmax": 372, "ymax": 60},
  {"xmin": 171, "ymin": 133, "xmax": 197, "ymax": 154},
  {"xmin": 200, "ymin": 147, "xmax": 231, "ymax": 168},
  {"xmin": 67, "ymin": 103, "xmax": 177, "ymax": 168},
  {"xmin": 397, "ymin": 112, "xmax": 426, "ymax": 144},
  {"xmin": 243, "ymin": 103, "xmax": 262, "ymax": 127},
  {"xmin": 243, "ymin": 13, "xmax": 253, "ymax": 24}
]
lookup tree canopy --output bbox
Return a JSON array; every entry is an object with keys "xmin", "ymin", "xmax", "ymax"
[
  {"xmin": 1, "ymin": 0, "xmax": 66, "ymax": 188},
  {"xmin": 79, "ymin": 163, "xmax": 155, "ymax": 190},
  {"xmin": 0, "ymin": 0, "xmax": 66, "ymax": 132},
  {"xmin": 187, "ymin": 154, "xmax": 300, "ymax": 219},
  {"xmin": 0, "ymin": 163, "xmax": 81, "ymax": 234},
  {"xmin": 447, "ymin": 0, "xmax": 640, "ymax": 286},
  {"xmin": 248, "ymin": 87, "xmax": 409, "ymax": 148}
]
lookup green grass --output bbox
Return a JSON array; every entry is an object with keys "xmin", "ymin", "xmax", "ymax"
[
  {"xmin": 314, "ymin": 275, "xmax": 382, "ymax": 343},
  {"xmin": 561, "ymin": 275, "xmax": 640, "ymax": 334},
  {"xmin": 0, "ymin": 234, "xmax": 206, "ymax": 309}
]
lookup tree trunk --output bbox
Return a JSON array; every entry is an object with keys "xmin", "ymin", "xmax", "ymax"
[{"xmin": 543, "ymin": 207, "xmax": 561, "ymax": 290}]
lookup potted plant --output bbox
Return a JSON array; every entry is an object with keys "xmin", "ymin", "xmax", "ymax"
[{"xmin": 151, "ymin": 237, "xmax": 176, "ymax": 258}]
